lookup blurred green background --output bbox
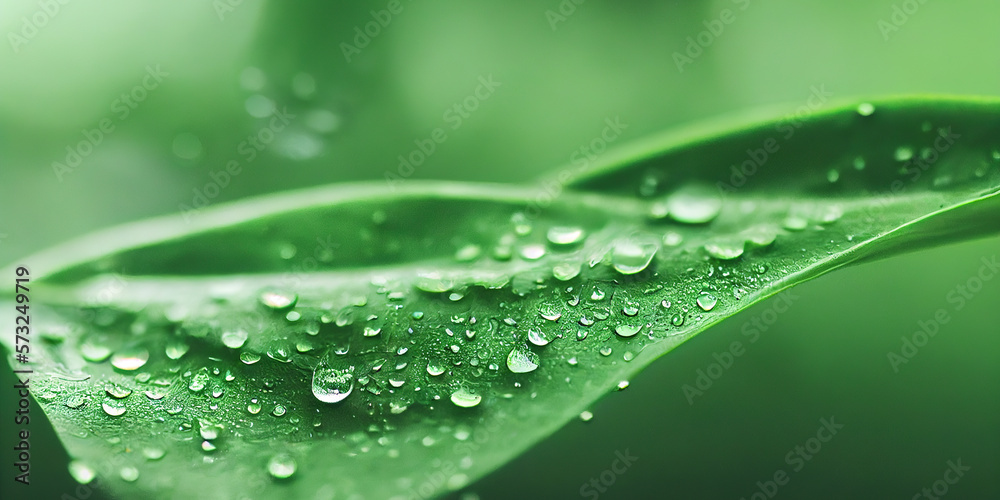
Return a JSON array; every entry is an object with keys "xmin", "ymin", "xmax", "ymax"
[{"xmin": 1, "ymin": 0, "xmax": 998, "ymax": 498}]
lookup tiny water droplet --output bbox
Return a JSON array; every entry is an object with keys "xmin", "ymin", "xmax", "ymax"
[
  {"xmin": 857, "ymin": 102, "xmax": 875, "ymax": 116},
  {"xmin": 599, "ymin": 347, "xmax": 612, "ymax": 357},
  {"xmin": 853, "ymin": 156, "xmax": 866, "ymax": 170},
  {"xmin": 454, "ymin": 244, "xmax": 482, "ymax": 262},
  {"xmin": 552, "ymin": 262, "xmax": 581, "ymax": 281},
  {"xmin": 662, "ymin": 231, "xmax": 684, "ymax": 247},
  {"xmin": 615, "ymin": 324, "xmax": 641, "ymax": 337},
  {"xmin": 268, "ymin": 453, "xmax": 297, "ymax": 479},
  {"xmin": 110, "ymin": 346, "xmax": 148, "ymax": 371},
  {"xmin": 667, "ymin": 184, "xmax": 722, "ymax": 224},
  {"xmin": 611, "ymin": 239, "xmax": 658, "ymax": 275},
  {"xmin": 426, "ymin": 361, "xmax": 446, "ymax": 376},
  {"xmin": 671, "ymin": 314, "xmax": 685, "ymax": 326},
  {"xmin": 240, "ymin": 351, "xmax": 261, "ymax": 365},
  {"xmin": 546, "ymin": 226, "xmax": 586, "ymax": 246},
  {"xmin": 165, "ymin": 341, "xmax": 189, "ymax": 360},
  {"xmin": 527, "ymin": 329, "xmax": 552, "ymax": 346},
  {"xmin": 143, "ymin": 447, "xmax": 165, "ymax": 461},
  {"xmin": 783, "ymin": 216, "xmax": 808, "ymax": 231},
  {"xmin": 119, "ymin": 466, "xmax": 139, "ymax": 482},
  {"xmin": 539, "ymin": 307, "xmax": 562, "ymax": 321},
  {"xmin": 519, "ymin": 244, "xmax": 546, "ymax": 261},
  {"xmin": 827, "ymin": 169, "xmax": 840, "ymax": 183},
  {"xmin": 65, "ymin": 394, "xmax": 87, "ymax": 409},
  {"xmin": 704, "ymin": 239, "xmax": 744, "ymax": 260},
  {"xmin": 272, "ymin": 405, "xmax": 287, "ymax": 417},
  {"xmin": 894, "ymin": 146, "xmax": 914, "ymax": 162},
  {"xmin": 188, "ymin": 370, "xmax": 209, "ymax": 392},
  {"xmin": 450, "ymin": 388, "xmax": 482, "ymax": 408},
  {"xmin": 222, "ymin": 329, "xmax": 248, "ymax": 349},
  {"xmin": 68, "ymin": 461, "xmax": 96, "ymax": 484},
  {"xmin": 80, "ymin": 338, "xmax": 112, "ymax": 363},
  {"xmin": 697, "ymin": 294, "xmax": 718, "ymax": 311},
  {"xmin": 259, "ymin": 288, "xmax": 298, "ymax": 310},
  {"xmin": 579, "ymin": 410, "xmax": 594, "ymax": 422},
  {"xmin": 102, "ymin": 400, "xmax": 126, "ymax": 417},
  {"xmin": 616, "ymin": 380, "xmax": 630, "ymax": 390},
  {"xmin": 247, "ymin": 401, "xmax": 262, "ymax": 414},
  {"xmin": 506, "ymin": 347, "xmax": 539, "ymax": 373},
  {"xmin": 104, "ymin": 383, "xmax": 132, "ymax": 399},
  {"xmin": 312, "ymin": 358, "xmax": 355, "ymax": 404}
]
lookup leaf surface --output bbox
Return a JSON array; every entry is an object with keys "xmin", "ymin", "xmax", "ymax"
[{"xmin": 4, "ymin": 97, "xmax": 999, "ymax": 499}]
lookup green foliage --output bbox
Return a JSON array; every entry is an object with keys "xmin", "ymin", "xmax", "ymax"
[{"xmin": 3, "ymin": 97, "xmax": 999, "ymax": 499}]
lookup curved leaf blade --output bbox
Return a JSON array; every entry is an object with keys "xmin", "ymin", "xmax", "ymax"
[{"xmin": 3, "ymin": 97, "xmax": 999, "ymax": 500}]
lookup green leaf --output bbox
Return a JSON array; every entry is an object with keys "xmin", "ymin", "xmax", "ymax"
[{"xmin": 4, "ymin": 96, "xmax": 999, "ymax": 500}]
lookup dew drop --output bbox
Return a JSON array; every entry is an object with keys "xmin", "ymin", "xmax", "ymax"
[
  {"xmin": 546, "ymin": 226, "xmax": 586, "ymax": 246},
  {"xmin": 247, "ymin": 401, "xmax": 262, "ymax": 414},
  {"xmin": 259, "ymin": 288, "xmax": 298, "ymax": 310},
  {"xmin": 599, "ymin": 347, "xmax": 612, "ymax": 357},
  {"xmin": 165, "ymin": 341, "xmax": 189, "ymax": 360},
  {"xmin": 857, "ymin": 102, "xmax": 875, "ymax": 116},
  {"xmin": 268, "ymin": 453, "xmax": 297, "ymax": 479},
  {"xmin": 783, "ymin": 216, "xmax": 808, "ymax": 231},
  {"xmin": 426, "ymin": 361, "xmax": 446, "ymax": 376},
  {"xmin": 667, "ymin": 184, "xmax": 722, "ymax": 224},
  {"xmin": 853, "ymin": 156, "xmax": 866, "ymax": 170},
  {"xmin": 579, "ymin": 411, "xmax": 594, "ymax": 422},
  {"xmin": 65, "ymin": 394, "xmax": 87, "ymax": 409},
  {"xmin": 68, "ymin": 461, "xmax": 96, "ymax": 484},
  {"xmin": 527, "ymin": 329, "xmax": 552, "ymax": 346},
  {"xmin": 519, "ymin": 244, "xmax": 546, "ymax": 261},
  {"xmin": 102, "ymin": 399, "xmax": 126, "ymax": 417},
  {"xmin": 662, "ymin": 231, "xmax": 683, "ymax": 247},
  {"xmin": 222, "ymin": 329, "xmax": 248, "ymax": 349},
  {"xmin": 611, "ymin": 239, "xmax": 658, "ymax": 275},
  {"xmin": 539, "ymin": 307, "xmax": 562, "ymax": 322},
  {"xmin": 80, "ymin": 339, "xmax": 112, "ymax": 363},
  {"xmin": 188, "ymin": 370, "xmax": 209, "ymax": 392},
  {"xmin": 704, "ymin": 239, "xmax": 744, "ymax": 260},
  {"xmin": 616, "ymin": 380, "xmax": 630, "ymax": 390},
  {"xmin": 697, "ymin": 294, "xmax": 718, "ymax": 311},
  {"xmin": 199, "ymin": 419, "xmax": 222, "ymax": 440},
  {"xmin": 454, "ymin": 244, "xmax": 482, "ymax": 262},
  {"xmin": 552, "ymin": 262, "xmax": 581, "ymax": 281},
  {"xmin": 119, "ymin": 466, "xmax": 139, "ymax": 482},
  {"xmin": 614, "ymin": 324, "xmax": 641, "ymax": 337},
  {"xmin": 450, "ymin": 388, "xmax": 482, "ymax": 408},
  {"xmin": 143, "ymin": 447, "xmax": 165, "ymax": 461},
  {"xmin": 671, "ymin": 314, "xmax": 685, "ymax": 326},
  {"xmin": 827, "ymin": 169, "xmax": 840, "ymax": 183},
  {"xmin": 272, "ymin": 405, "xmax": 287, "ymax": 417},
  {"xmin": 622, "ymin": 303, "xmax": 639, "ymax": 316},
  {"xmin": 894, "ymin": 146, "xmax": 914, "ymax": 162},
  {"xmin": 240, "ymin": 351, "xmax": 261, "ymax": 365},
  {"xmin": 110, "ymin": 347, "xmax": 148, "ymax": 371},
  {"xmin": 506, "ymin": 347, "xmax": 539, "ymax": 373},
  {"xmin": 104, "ymin": 383, "xmax": 132, "ymax": 399},
  {"xmin": 312, "ymin": 358, "xmax": 355, "ymax": 404}
]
